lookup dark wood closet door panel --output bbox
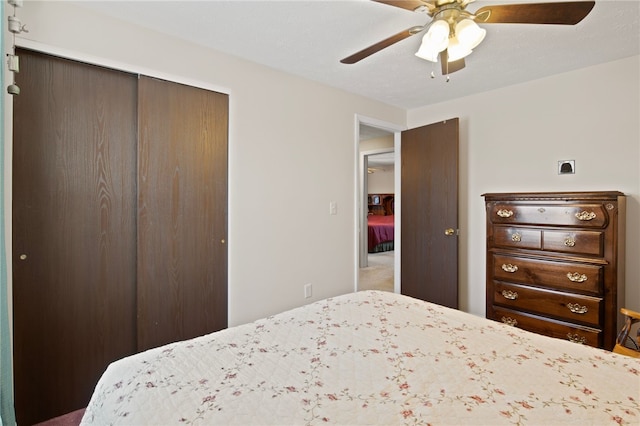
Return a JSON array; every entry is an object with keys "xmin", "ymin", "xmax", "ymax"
[
  {"xmin": 137, "ymin": 76, "xmax": 228, "ymax": 351},
  {"xmin": 12, "ymin": 49, "xmax": 138, "ymax": 425},
  {"xmin": 401, "ymin": 118, "xmax": 459, "ymax": 308}
]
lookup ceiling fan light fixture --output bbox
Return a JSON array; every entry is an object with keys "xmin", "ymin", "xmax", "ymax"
[
  {"xmin": 427, "ymin": 19, "xmax": 450, "ymax": 44},
  {"xmin": 414, "ymin": 46, "xmax": 440, "ymax": 62},
  {"xmin": 415, "ymin": 19, "xmax": 449, "ymax": 62},
  {"xmin": 455, "ymin": 18, "xmax": 486, "ymax": 50},
  {"xmin": 415, "ymin": 39, "xmax": 442, "ymax": 62},
  {"xmin": 446, "ymin": 35, "xmax": 472, "ymax": 62}
]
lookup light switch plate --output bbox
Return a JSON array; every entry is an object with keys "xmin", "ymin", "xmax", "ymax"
[{"xmin": 329, "ymin": 201, "xmax": 337, "ymax": 215}]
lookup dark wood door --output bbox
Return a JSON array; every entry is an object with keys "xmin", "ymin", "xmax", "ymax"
[
  {"xmin": 137, "ymin": 77, "xmax": 228, "ymax": 351},
  {"xmin": 12, "ymin": 50, "xmax": 138, "ymax": 425},
  {"xmin": 401, "ymin": 118, "xmax": 459, "ymax": 308}
]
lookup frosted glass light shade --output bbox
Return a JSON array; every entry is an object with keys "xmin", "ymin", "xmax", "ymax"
[
  {"xmin": 414, "ymin": 20, "xmax": 449, "ymax": 62},
  {"xmin": 415, "ymin": 44, "xmax": 440, "ymax": 62},
  {"xmin": 446, "ymin": 35, "xmax": 472, "ymax": 61},
  {"xmin": 427, "ymin": 19, "xmax": 450, "ymax": 45},
  {"xmin": 455, "ymin": 18, "xmax": 486, "ymax": 50}
]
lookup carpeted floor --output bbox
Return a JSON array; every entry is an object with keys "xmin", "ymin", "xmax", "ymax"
[
  {"xmin": 34, "ymin": 408, "xmax": 85, "ymax": 426},
  {"xmin": 358, "ymin": 251, "xmax": 394, "ymax": 292}
]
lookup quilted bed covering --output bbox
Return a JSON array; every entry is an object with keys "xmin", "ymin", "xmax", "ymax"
[{"xmin": 81, "ymin": 290, "xmax": 640, "ymax": 425}]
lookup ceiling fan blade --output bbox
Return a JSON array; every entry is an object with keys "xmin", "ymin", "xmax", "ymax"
[
  {"xmin": 440, "ymin": 50, "xmax": 466, "ymax": 75},
  {"xmin": 474, "ymin": 1, "xmax": 595, "ymax": 25},
  {"xmin": 340, "ymin": 26, "xmax": 423, "ymax": 64},
  {"xmin": 373, "ymin": 0, "xmax": 434, "ymax": 13}
]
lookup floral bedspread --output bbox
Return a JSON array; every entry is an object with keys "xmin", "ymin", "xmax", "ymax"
[{"xmin": 81, "ymin": 290, "xmax": 640, "ymax": 425}]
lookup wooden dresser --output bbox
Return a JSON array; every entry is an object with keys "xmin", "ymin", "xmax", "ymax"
[{"xmin": 483, "ymin": 191, "xmax": 625, "ymax": 350}]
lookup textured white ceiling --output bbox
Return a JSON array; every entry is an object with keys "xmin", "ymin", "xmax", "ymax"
[{"xmin": 74, "ymin": 0, "xmax": 639, "ymax": 110}]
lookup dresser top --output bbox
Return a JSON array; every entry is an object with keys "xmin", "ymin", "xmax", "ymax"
[{"xmin": 482, "ymin": 191, "xmax": 624, "ymax": 201}]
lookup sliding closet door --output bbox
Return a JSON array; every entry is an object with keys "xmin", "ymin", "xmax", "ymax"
[
  {"xmin": 12, "ymin": 50, "xmax": 138, "ymax": 425},
  {"xmin": 137, "ymin": 77, "xmax": 228, "ymax": 351}
]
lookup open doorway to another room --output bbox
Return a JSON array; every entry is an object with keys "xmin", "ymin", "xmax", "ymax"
[{"xmin": 358, "ymin": 124, "xmax": 396, "ymax": 293}]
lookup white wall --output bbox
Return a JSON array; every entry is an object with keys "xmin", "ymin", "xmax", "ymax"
[
  {"xmin": 367, "ymin": 169, "xmax": 394, "ymax": 195},
  {"xmin": 11, "ymin": 1, "xmax": 406, "ymax": 326},
  {"xmin": 407, "ymin": 55, "xmax": 640, "ymax": 316},
  {"xmin": 361, "ymin": 136, "xmax": 395, "ymax": 194},
  {"xmin": 9, "ymin": 2, "xmax": 639, "ymax": 328},
  {"xmin": 360, "ymin": 136, "xmax": 394, "ymax": 151}
]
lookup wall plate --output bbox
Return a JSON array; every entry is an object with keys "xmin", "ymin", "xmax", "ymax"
[{"xmin": 558, "ymin": 160, "xmax": 575, "ymax": 175}]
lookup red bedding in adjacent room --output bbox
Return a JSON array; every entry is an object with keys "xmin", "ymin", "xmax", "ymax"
[{"xmin": 367, "ymin": 214, "xmax": 394, "ymax": 252}]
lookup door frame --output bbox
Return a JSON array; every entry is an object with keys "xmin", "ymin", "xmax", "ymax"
[
  {"xmin": 354, "ymin": 115, "xmax": 404, "ymax": 294},
  {"xmin": 360, "ymin": 148, "xmax": 394, "ymax": 268}
]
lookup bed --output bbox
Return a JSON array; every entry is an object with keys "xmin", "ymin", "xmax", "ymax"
[
  {"xmin": 367, "ymin": 214, "xmax": 394, "ymax": 253},
  {"xmin": 81, "ymin": 290, "xmax": 639, "ymax": 425}
]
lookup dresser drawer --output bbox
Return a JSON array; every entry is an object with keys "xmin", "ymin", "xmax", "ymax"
[
  {"xmin": 493, "ymin": 226, "xmax": 604, "ymax": 257},
  {"xmin": 542, "ymin": 229, "xmax": 604, "ymax": 256},
  {"xmin": 492, "ymin": 254, "xmax": 602, "ymax": 294},
  {"xmin": 492, "ymin": 281, "xmax": 602, "ymax": 327},
  {"xmin": 490, "ymin": 306, "xmax": 601, "ymax": 348},
  {"xmin": 493, "ymin": 226, "xmax": 541, "ymax": 250},
  {"xmin": 489, "ymin": 203, "xmax": 609, "ymax": 228}
]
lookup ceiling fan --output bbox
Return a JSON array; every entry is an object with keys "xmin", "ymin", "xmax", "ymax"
[{"xmin": 340, "ymin": 1, "xmax": 595, "ymax": 76}]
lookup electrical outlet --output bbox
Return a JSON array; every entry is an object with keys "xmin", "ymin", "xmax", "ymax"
[{"xmin": 304, "ymin": 283, "xmax": 312, "ymax": 299}]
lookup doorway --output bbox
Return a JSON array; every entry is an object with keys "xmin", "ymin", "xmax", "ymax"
[
  {"xmin": 354, "ymin": 117, "xmax": 460, "ymax": 308},
  {"xmin": 360, "ymin": 150, "xmax": 394, "ymax": 292},
  {"xmin": 356, "ymin": 118, "xmax": 402, "ymax": 294}
]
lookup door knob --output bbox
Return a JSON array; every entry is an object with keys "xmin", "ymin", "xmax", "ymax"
[{"xmin": 444, "ymin": 228, "xmax": 456, "ymax": 236}]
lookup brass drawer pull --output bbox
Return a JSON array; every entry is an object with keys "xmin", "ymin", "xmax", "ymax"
[
  {"xmin": 501, "ymin": 290, "xmax": 518, "ymax": 300},
  {"xmin": 501, "ymin": 317, "xmax": 517, "ymax": 327},
  {"xmin": 501, "ymin": 264, "xmax": 518, "ymax": 273},
  {"xmin": 564, "ymin": 236, "xmax": 576, "ymax": 247},
  {"xmin": 567, "ymin": 303, "xmax": 588, "ymax": 314},
  {"xmin": 575, "ymin": 211, "xmax": 596, "ymax": 221},
  {"xmin": 566, "ymin": 272, "xmax": 588, "ymax": 283},
  {"xmin": 567, "ymin": 333, "xmax": 587, "ymax": 344},
  {"xmin": 497, "ymin": 209, "xmax": 514, "ymax": 218},
  {"xmin": 511, "ymin": 232, "xmax": 522, "ymax": 242}
]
